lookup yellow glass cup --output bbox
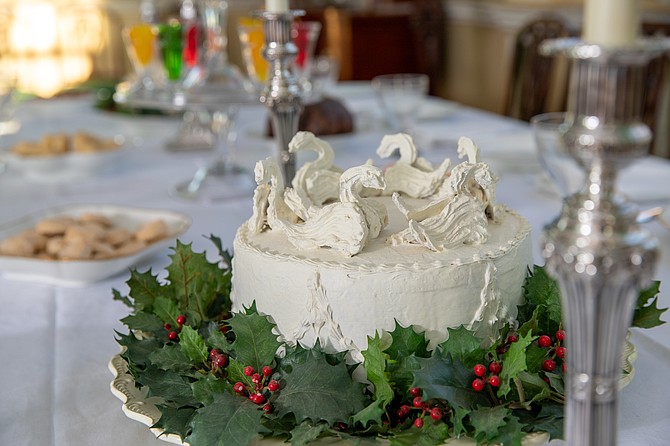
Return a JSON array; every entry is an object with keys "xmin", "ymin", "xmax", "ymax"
[{"xmin": 237, "ymin": 17, "xmax": 268, "ymax": 89}]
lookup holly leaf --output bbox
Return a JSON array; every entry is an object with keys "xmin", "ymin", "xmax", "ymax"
[
  {"xmin": 274, "ymin": 353, "xmax": 366, "ymax": 425},
  {"xmin": 385, "ymin": 322, "xmax": 430, "ymax": 360},
  {"xmin": 352, "ymin": 401, "xmax": 385, "ymax": 428},
  {"xmin": 154, "ymin": 406, "xmax": 196, "ymax": 439},
  {"xmin": 191, "ymin": 373, "xmax": 231, "ymax": 405},
  {"xmin": 166, "ymin": 240, "xmax": 230, "ymax": 323},
  {"xmin": 153, "ymin": 295, "xmax": 181, "ymax": 329},
  {"xmin": 116, "ymin": 331, "xmax": 163, "ymax": 368},
  {"xmin": 531, "ymin": 401, "xmax": 564, "ymax": 439},
  {"xmin": 452, "ymin": 406, "xmax": 469, "ymax": 438},
  {"xmin": 412, "ymin": 353, "xmax": 490, "ymax": 410},
  {"xmin": 633, "ymin": 281, "xmax": 666, "ymax": 328},
  {"xmin": 120, "ymin": 312, "xmax": 165, "ymax": 335},
  {"xmin": 438, "ymin": 326, "xmax": 485, "ymax": 368},
  {"xmin": 388, "ymin": 354, "xmax": 422, "ymax": 395},
  {"xmin": 204, "ymin": 322, "xmax": 233, "ymax": 354},
  {"xmin": 188, "ymin": 392, "xmax": 264, "ymax": 446},
  {"xmin": 136, "ymin": 366, "xmax": 199, "ymax": 407},
  {"xmin": 487, "ymin": 413, "xmax": 525, "ymax": 446},
  {"xmin": 499, "ymin": 331, "xmax": 535, "ymax": 398},
  {"xmin": 112, "ymin": 288, "xmax": 132, "ymax": 308},
  {"xmin": 362, "ymin": 333, "xmax": 394, "ymax": 406},
  {"xmin": 227, "ymin": 358, "xmax": 252, "ymax": 386},
  {"xmin": 389, "ymin": 422, "xmax": 451, "ymax": 446},
  {"xmin": 522, "ymin": 266, "xmax": 562, "ymax": 329},
  {"xmin": 517, "ymin": 371, "xmax": 551, "ymax": 403},
  {"xmin": 179, "ymin": 325, "xmax": 209, "ymax": 364},
  {"xmin": 125, "ymin": 268, "xmax": 164, "ymax": 311},
  {"xmin": 149, "ymin": 344, "xmax": 193, "ymax": 372},
  {"xmin": 229, "ymin": 310, "xmax": 281, "ymax": 372},
  {"xmin": 470, "ymin": 405, "xmax": 510, "ymax": 442},
  {"xmin": 289, "ymin": 421, "xmax": 329, "ymax": 446}
]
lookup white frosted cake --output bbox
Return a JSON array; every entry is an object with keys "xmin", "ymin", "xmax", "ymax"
[{"xmin": 231, "ymin": 132, "xmax": 532, "ymax": 361}]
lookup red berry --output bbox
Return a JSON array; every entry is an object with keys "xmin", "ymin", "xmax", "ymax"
[
  {"xmin": 409, "ymin": 387, "xmax": 422, "ymax": 397},
  {"xmin": 538, "ymin": 335, "xmax": 552, "ymax": 348},
  {"xmin": 243, "ymin": 366, "xmax": 255, "ymax": 376},
  {"xmin": 168, "ymin": 331, "xmax": 178, "ymax": 341},
  {"xmin": 209, "ymin": 349, "xmax": 219, "ymax": 358},
  {"xmin": 267, "ymin": 380, "xmax": 280, "ymax": 392},
  {"xmin": 543, "ymin": 376, "xmax": 550, "ymax": 384},
  {"xmin": 251, "ymin": 373, "xmax": 262, "ymax": 384},
  {"xmin": 473, "ymin": 364, "xmax": 486, "ymax": 377},
  {"xmin": 507, "ymin": 334, "xmax": 518, "ymax": 343},
  {"xmin": 472, "ymin": 379, "xmax": 485, "ymax": 391},
  {"xmin": 176, "ymin": 315, "xmax": 186, "ymax": 325},
  {"xmin": 489, "ymin": 361, "xmax": 502, "ymax": 375},
  {"xmin": 233, "ymin": 382, "xmax": 246, "ymax": 394},
  {"xmin": 263, "ymin": 404, "xmax": 273, "ymax": 413},
  {"xmin": 543, "ymin": 359, "xmax": 556, "ymax": 372},
  {"xmin": 413, "ymin": 418, "xmax": 424, "ymax": 428},
  {"xmin": 556, "ymin": 346, "xmax": 567, "ymax": 359},
  {"xmin": 412, "ymin": 396, "xmax": 423, "ymax": 408},
  {"xmin": 430, "ymin": 407, "xmax": 443, "ymax": 420},
  {"xmin": 249, "ymin": 393, "xmax": 265, "ymax": 405},
  {"xmin": 214, "ymin": 354, "xmax": 228, "ymax": 368},
  {"xmin": 262, "ymin": 366, "xmax": 273, "ymax": 377},
  {"xmin": 397, "ymin": 405, "xmax": 411, "ymax": 418},
  {"xmin": 556, "ymin": 330, "xmax": 566, "ymax": 342},
  {"xmin": 489, "ymin": 375, "xmax": 501, "ymax": 387},
  {"xmin": 164, "ymin": 323, "xmax": 172, "ymax": 331}
]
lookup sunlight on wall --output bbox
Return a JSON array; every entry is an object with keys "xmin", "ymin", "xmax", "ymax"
[{"xmin": 1, "ymin": 1, "xmax": 106, "ymax": 98}]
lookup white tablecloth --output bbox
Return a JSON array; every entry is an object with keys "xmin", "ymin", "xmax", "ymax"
[{"xmin": 1, "ymin": 84, "xmax": 669, "ymax": 445}]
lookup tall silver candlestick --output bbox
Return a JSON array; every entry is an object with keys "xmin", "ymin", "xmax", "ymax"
[
  {"xmin": 256, "ymin": 9, "xmax": 305, "ymax": 184},
  {"xmin": 540, "ymin": 38, "xmax": 668, "ymax": 445}
]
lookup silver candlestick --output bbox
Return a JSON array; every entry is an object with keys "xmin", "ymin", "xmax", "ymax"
[
  {"xmin": 256, "ymin": 9, "xmax": 305, "ymax": 184},
  {"xmin": 540, "ymin": 37, "xmax": 668, "ymax": 445}
]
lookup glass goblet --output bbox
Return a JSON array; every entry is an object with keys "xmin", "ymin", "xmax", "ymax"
[
  {"xmin": 371, "ymin": 73, "xmax": 429, "ymax": 135},
  {"xmin": 531, "ymin": 112, "xmax": 584, "ymax": 198}
]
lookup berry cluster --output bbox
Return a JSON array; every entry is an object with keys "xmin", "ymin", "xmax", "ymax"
[
  {"xmin": 396, "ymin": 387, "xmax": 446, "ymax": 429},
  {"xmin": 538, "ymin": 329, "xmax": 567, "ymax": 373},
  {"xmin": 471, "ymin": 361, "xmax": 503, "ymax": 392},
  {"xmin": 164, "ymin": 314, "xmax": 187, "ymax": 341},
  {"xmin": 209, "ymin": 348, "xmax": 229, "ymax": 371},
  {"xmin": 233, "ymin": 365, "xmax": 279, "ymax": 412}
]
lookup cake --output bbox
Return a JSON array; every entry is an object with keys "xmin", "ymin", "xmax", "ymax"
[{"xmin": 231, "ymin": 132, "xmax": 532, "ymax": 361}]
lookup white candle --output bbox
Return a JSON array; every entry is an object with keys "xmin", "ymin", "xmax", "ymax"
[
  {"xmin": 265, "ymin": 0, "xmax": 289, "ymax": 12},
  {"xmin": 582, "ymin": 0, "xmax": 639, "ymax": 46}
]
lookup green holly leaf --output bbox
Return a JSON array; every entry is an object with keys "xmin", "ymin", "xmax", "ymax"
[
  {"xmin": 166, "ymin": 240, "xmax": 230, "ymax": 324},
  {"xmin": 289, "ymin": 421, "xmax": 329, "ymax": 446},
  {"xmin": 188, "ymin": 392, "xmax": 264, "ymax": 446},
  {"xmin": 531, "ymin": 401, "xmax": 564, "ymax": 439},
  {"xmin": 116, "ymin": 331, "xmax": 163, "ymax": 368},
  {"xmin": 522, "ymin": 266, "xmax": 562, "ymax": 331},
  {"xmin": 452, "ymin": 406, "xmax": 469, "ymax": 438},
  {"xmin": 517, "ymin": 371, "xmax": 551, "ymax": 403},
  {"xmin": 352, "ymin": 401, "xmax": 385, "ymax": 428},
  {"xmin": 206, "ymin": 234, "xmax": 234, "ymax": 269},
  {"xmin": 229, "ymin": 310, "xmax": 281, "ymax": 372},
  {"xmin": 153, "ymin": 406, "xmax": 196, "ymax": 439},
  {"xmin": 488, "ymin": 413, "xmax": 525, "ymax": 446},
  {"xmin": 179, "ymin": 325, "xmax": 209, "ymax": 364},
  {"xmin": 149, "ymin": 344, "xmax": 193, "ymax": 372},
  {"xmin": 362, "ymin": 333, "xmax": 394, "ymax": 406},
  {"xmin": 204, "ymin": 322, "xmax": 233, "ymax": 354},
  {"xmin": 191, "ymin": 373, "xmax": 231, "ymax": 405},
  {"xmin": 227, "ymin": 358, "xmax": 252, "ymax": 386},
  {"xmin": 112, "ymin": 288, "xmax": 132, "ymax": 308},
  {"xmin": 633, "ymin": 281, "xmax": 667, "ymax": 328},
  {"xmin": 153, "ymin": 295, "xmax": 181, "ymax": 328},
  {"xmin": 385, "ymin": 322, "xmax": 430, "ymax": 360},
  {"xmin": 120, "ymin": 312, "xmax": 165, "ymax": 335},
  {"xmin": 439, "ymin": 325, "xmax": 486, "ymax": 368},
  {"xmin": 125, "ymin": 268, "xmax": 164, "ymax": 311},
  {"xmin": 412, "ymin": 353, "xmax": 490, "ymax": 410},
  {"xmin": 274, "ymin": 353, "xmax": 366, "ymax": 425},
  {"xmin": 389, "ymin": 422, "xmax": 451, "ymax": 446},
  {"xmin": 470, "ymin": 405, "xmax": 510, "ymax": 442},
  {"xmin": 544, "ymin": 372, "xmax": 564, "ymax": 395},
  {"xmin": 499, "ymin": 331, "xmax": 535, "ymax": 397},
  {"xmin": 523, "ymin": 344, "xmax": 547, "ymax": 374},
  {"xmin": 136, "ymin": 366, "xmax": 199, "ymax": 407},
  {"xmin": 388, "ymin": 354, "xmax": 422, "ymax": 396}
]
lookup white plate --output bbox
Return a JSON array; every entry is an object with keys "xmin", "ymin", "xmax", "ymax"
[
  {"xmin": 0, "ymin": 137, "xmax": 128, "ymax": 182},
  {"xmin": 0, "ymin": 204, "xmax": 191, "ymax": 286}
]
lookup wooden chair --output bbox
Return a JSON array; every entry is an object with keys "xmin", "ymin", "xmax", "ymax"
[{"xmin": 505, "ymin": 16, "xmax": 572, "ymax": 121}]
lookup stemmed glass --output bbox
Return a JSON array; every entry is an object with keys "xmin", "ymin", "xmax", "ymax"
[{"xmin": 371, "ymin": 73, "xmax": 429, "ymax": 135}]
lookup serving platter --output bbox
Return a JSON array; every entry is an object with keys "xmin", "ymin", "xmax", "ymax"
[
  {"xmin": 0, "ymin": 204, "xmax": 191, "ymax": 286},
  {"xmin": 108, "ymin": 334, "xmax": 637, "ymax": 446}
]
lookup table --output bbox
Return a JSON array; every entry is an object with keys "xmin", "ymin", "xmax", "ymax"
[{"xmin": 1, "ymin": 83, "xmax": 669, "ymax": 445}]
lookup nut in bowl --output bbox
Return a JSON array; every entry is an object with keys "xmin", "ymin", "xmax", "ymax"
[
  {"xmin": 2, "ymin": 131, "xmax": 128, "ymax": 181},
  {"xmin": 0, "ymin": 204, "xmax": 191, "ymax": 286}
]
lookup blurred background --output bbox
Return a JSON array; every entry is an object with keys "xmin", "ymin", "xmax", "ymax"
[{"xmin": 0, "ymin": 0, "xmax": 669, "ymax": 153}]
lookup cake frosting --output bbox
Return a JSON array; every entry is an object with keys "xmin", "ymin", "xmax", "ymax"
[{"xmin": 231, "ymin": 132, "xmax": 532, "ymax": 362}]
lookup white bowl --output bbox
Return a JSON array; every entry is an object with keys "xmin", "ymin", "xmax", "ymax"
[{"xmin": 0, "ymin": 204, "xmax": 191, "ymax": 286}]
